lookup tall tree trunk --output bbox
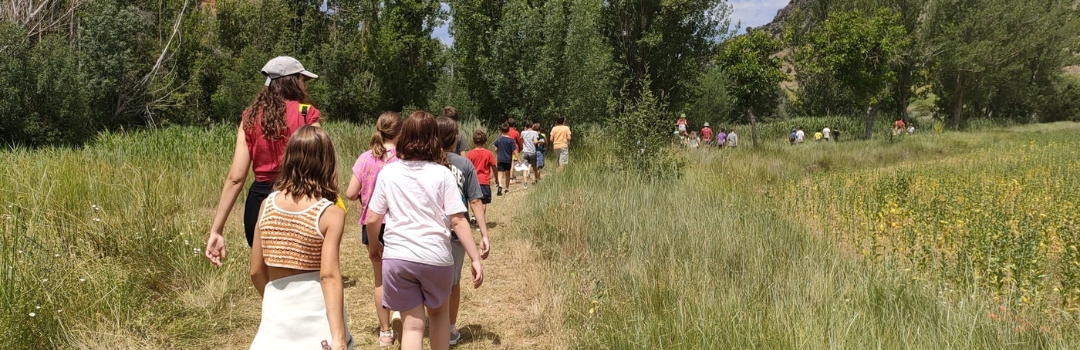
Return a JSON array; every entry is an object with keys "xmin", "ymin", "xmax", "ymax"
[
  {"xmin": 749, "ymin": 107, "xmax": 759, "ymax": 148},
  {"xmin": 950, "ymin": 75, "xmax": 964, "ymax": 128},
  {"xmin": 864, "ymin": 105, "xmax": 875, "ymax": 140}
]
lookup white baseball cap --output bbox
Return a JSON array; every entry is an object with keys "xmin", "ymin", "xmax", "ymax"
[{"xmin": 261, "ymin": 56, "xmax": 318, "ymax": 86}]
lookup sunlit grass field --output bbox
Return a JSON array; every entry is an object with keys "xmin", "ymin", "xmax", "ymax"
[
  {"xmin": 521, "ymin": 123, "xmax": 1080, "ymax": 348},
  {"xmin": 4, "ymin": 120, "xmax": 1080, "ymax": 348}
]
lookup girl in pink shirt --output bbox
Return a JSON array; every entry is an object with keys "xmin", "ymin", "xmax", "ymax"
[{"xmin": 345, "ymin": 112, "xmax": 402, "ymax": 346}]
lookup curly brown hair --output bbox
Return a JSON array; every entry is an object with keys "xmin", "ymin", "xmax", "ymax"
[
  {"xmin": 397, "ymin": 110, "xmax": 448, "ymax": 167},
  {"xmin": 273, "ymin": 125, "xmax": 339, "ymax": 202},
  {"xmin": 243, "ymin": 74, "xmax": 314, "ymax": 140}
]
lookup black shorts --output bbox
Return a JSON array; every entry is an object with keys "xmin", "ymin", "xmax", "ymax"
[
  {"xmin": 243, "ymin": 181, "xmax": 274, "ymax": 247},
  {"xmin": 497, "ymin": 162, "xmax": 511, "ymax": 171},
  {"xmin": 362, "ymin": 224, "xmax": 386, "ymax": 245},
  {"xmin": 479, "ymin": 185, "xmax": 492, "ymax": 204}
]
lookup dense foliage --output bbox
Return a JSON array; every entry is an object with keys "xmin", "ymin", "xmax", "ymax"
[
  {"xmin": 1, "ymin": 0, "xmax": 1077, "ymax": 146},
  {"xmin": 785, "ymin": 0, "xmax": 1080, "ymax": 130}
]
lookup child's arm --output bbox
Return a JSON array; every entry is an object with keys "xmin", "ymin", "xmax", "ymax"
[
  {"xmin": 319, "ymin": 206, "xmax": 349, "ymax": 349},
  {"xmin": 364, "ymin": 211, "xmax": 385, "ymax": 261},
  {"xmin": 449, "ymin": 213, "xmax": 484, "ymax": 288},
  {"xmin": 469, "ymin": 199, "xmax": 490, "ymax": 259},
  {"xmin": 345, "ymin": 174, "xmax": 362, "ymax": 201},
  {"xmin": 207, "ymin": 126, "xmax": 252, "ymax": 266},
  {"xmin": 249, "ymin": 225, "xmax": 269, "ymax": 297}
]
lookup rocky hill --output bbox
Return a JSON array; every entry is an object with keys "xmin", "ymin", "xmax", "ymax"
[{"xmin": 756, "ymin": 0, "xmax": 806, "ymax": 36}]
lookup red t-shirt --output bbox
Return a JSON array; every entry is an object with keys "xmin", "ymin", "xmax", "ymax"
[
  {"xmin": 244, "ymin": 101, "xmax": 320, "ymax": 183},
  {"xmin": 467, "ymin": 148, "xmax": 497, "ymax": 185},
  {"xmin": 508, "ymin": 128, "xmax": 522, "ymax": 152},
  {"xmin": 701, "ymin": 127, "xmax": 713, "ymax": 141}
]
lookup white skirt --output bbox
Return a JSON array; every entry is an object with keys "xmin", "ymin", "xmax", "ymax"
[{"xmin": 250, "ymin": 272, "xmax": 353, "ymax": 350}]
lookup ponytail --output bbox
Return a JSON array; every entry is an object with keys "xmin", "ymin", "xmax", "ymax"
[{"xmin": 370, "ymin": 112, "xmax": 402, "ymax": 160}]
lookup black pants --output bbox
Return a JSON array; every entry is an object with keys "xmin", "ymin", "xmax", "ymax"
[{"xmin": 243, "ymin": 181, "xmax": 274, "ymax": 247}]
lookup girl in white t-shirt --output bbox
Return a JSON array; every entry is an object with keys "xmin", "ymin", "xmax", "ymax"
[{"xmin": 365, "ymin": 111, "xmax": 485, "ymax": 350}]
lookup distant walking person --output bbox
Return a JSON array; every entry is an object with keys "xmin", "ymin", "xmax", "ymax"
[
  {"xmin": 344, "ymin": 112, "xmax": 401, "ymax": 347},
  {"xmin": 248, "ymin": 126, "xmax": 353, "ymax": 350},
  {"xmin": 716, "ymin": 128, "xmax": 727, "ymax": 149},
  {"xmin": 494, "ymin": 123, "xmax": 517, "ymax": 195},
  {"xmin": 550, "ymin": 116, "xmax": 572, "ymax": 170},
  {"xmin": 534, "ymin": 122, "xmax": 547, "ymax": 171},
  {"xmin": 823, "ymin": 126, "xmax": 831, "ymax": 141},
  {"xmin": 442, "ymin": 106, "xmax": 470, "ymax": 156},
  {"xmin": 206, "ymin": 56, "xmax": 321, "ymax": 266},
  {"xmin": 727, "ymin": 129, "xmax": 738, "ymax": 148},
  {"xmin": 435, "ymin": 117, "xmax": 491, "ymax": 346},
  {"xmin": 466, "ymin": 130, "xmax": 497, "ymax": 212},
  {"xmin": 364, "ymin": 111, "xmax": 484, "ymax": 350},
  {"xmin": 701, "ymin": 122, "xmax": 713, "ymax": 145},
  {"xmin": 507, "ymin": 118, "xmax": 522, "ymax": 183},
  {"xmin": 676, "ymin": 114, "xmax": 688, "ymax": 136},
  {"xmin": 687, "ymin": 131, "xmax": 701, "ymax": 148},
  {"xmin": 520, "ymin": 122, "xmax": 541, "ymax": 187}
]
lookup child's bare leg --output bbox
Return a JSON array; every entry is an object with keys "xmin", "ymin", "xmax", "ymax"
[
  {"xmin": 371, "ymin": 259, "xmax": 391, "ymax": 337},
  {"xmin": 449, "ymin": 283, "xmax": 461, "ymax": 327},
  {"xmin": 428, "ymin": 302, "xmax": 451, "ymax": 350},
  {"xmin": 400, "ymin": 304, "xmax": 426, "ymax": 350}
]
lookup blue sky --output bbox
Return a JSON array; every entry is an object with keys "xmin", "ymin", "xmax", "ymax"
[{"xmin": 432, "ymin": 0, "xmax": 790, "ymax": 46}]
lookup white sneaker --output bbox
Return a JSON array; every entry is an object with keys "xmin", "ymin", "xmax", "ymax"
[{"xmin": 450, "ymin": 328, "xmax": 462, "ymax": 346}]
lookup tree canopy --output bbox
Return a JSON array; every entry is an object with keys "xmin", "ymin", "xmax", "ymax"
[{"xmin": 0, "ymin": 0, "xmax": 1078, "ymax": 146}]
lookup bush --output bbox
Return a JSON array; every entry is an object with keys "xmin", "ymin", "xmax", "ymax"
[{"xmin": 606, "ymin": 78, "xmax": 684, "ymax": 179}]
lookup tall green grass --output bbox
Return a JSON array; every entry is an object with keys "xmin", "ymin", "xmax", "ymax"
[
  {"xmin": 520, "ymin": 123, "xmax": 1080, "ymax": 348},
  {"xmin": 0, "ymin": 121, "xmax": 391, "ymax": 348}
]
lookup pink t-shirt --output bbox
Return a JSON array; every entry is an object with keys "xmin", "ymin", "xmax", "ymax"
[{"xmin": 352, "ymin": 148, "xmax": 398, "ymax": 225}]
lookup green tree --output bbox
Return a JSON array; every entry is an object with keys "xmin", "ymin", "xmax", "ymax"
[
  {"xmin": 926, "ymin": 0, "xmax": 1080, "ymax": 126},
  {"xmin": 794, "ymin": 9, "xmax": 907, "ymax": 139},
  {"xmin": 601, "ymin": 0, "xmax": 731, "ymax": 109},
  {"xmin": 366, "ymin": 0, "xmax": 445, "ymax": 112},
  {"xmin": 449, "ymin": 0, "xmax": 507, "ymax": 122},
  {"xmin": 716, "ymin": 30, "xmax": 786, "ymax": 148},
  {"xmin": 563, "ymin": 0, "xmax": 615, "ymax": 123},
  {"xmin": 686, "ymin": 65, "xmax": 733, "ymax": 126}
]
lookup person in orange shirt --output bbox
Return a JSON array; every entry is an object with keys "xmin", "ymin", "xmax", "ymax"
[{"xmin": 550, "ymin": 116, "xmax": 572, "ymax": 170}]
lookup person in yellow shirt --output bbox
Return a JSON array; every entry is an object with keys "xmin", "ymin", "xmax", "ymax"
[{"xmin": 549, "ymin": 116, "xmax": 572, "ymax": 170}]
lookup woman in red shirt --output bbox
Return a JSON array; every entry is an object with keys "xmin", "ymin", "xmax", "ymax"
[{"xmin": 205, "ymin": 56, "xmax": 321, "ymax": 266}]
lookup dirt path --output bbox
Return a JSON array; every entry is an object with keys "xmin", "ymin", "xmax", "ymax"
[{"xmin": 213, "ymin": 180, "xmax": 561, "ymax": 349}]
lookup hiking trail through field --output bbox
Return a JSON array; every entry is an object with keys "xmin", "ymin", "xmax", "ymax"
[{"xmin": 212, "ymin": 181, "xmax": 561, "ymax": 349}]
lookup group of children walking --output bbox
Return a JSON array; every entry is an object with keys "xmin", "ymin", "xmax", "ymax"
[
  {"xmin": 790, "ymin": 126, "xmax": 839, "ymax": 145},
  {"xmin": 204, "ymin": 57, "xmax": 569, "ymax": 350},
  {"xmin": 678, "ymin": 121, "xmax": 739, "ymax": 149}
]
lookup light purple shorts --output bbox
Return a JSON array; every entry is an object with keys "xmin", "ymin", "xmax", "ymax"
[{"xmin": 382, "ymin": 259, "xmax": 455, "ymax": 310}]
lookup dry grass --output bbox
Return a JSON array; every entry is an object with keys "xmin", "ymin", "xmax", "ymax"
[{"xmin": 211, "ymin": 181, "xmax": 564, "ymax": 349}]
